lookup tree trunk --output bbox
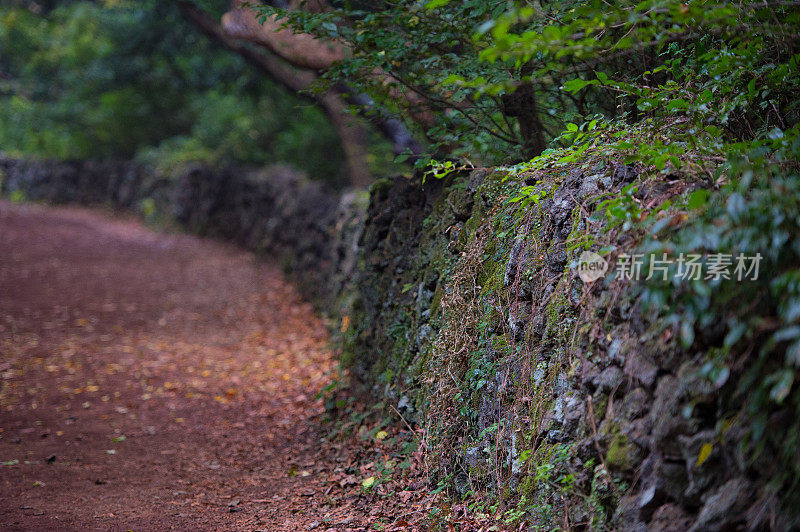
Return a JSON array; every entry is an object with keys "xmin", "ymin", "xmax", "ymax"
[
  {"xmin": 501, "ymin": 82, "xmax": 547, "ymax": 159},
  {"xmin": 322, "ymin": 93, "xmax": 372, "ymax": 187},
  {"xmin": 175, "ymin": 0, "xmax": 371, "ymax": 187},
  {"xmin": 220, "ymin": 1, "xmax": 433, "ymax": 146},
  {"xmin": 175, "ymin": 0, "xmax": 424, "ymax": 186}
]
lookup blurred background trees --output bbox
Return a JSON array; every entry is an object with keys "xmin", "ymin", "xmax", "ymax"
[{"xmin": 0, "ymin": 0, "xmax": 365, "ymax": 188}]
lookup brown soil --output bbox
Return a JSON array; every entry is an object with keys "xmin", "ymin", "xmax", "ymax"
[{"xmin": 0, "ymin": 202, "xmax": 405, "ymax": 531}]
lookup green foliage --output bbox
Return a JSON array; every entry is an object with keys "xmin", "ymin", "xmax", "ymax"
[
  {"xmin": 302, "ymin": 2, "xmax": 800, "ymax": 526},
  {"xmin": 0, "ymin": 2, "xmax": 346, "ymax": 184},
  {"xmin": 257, "ymin": 0, "xmax": 537, "ymax": 163},
  {"xmin": 638, "ymin": 138, "xmax": 800, "ymax": 510},
  {"xmin": 310, "ymin": 0, "xmax": 800, "ymax": 524},
  {"xmin": 9, "ymin": 189, "xmax": 27, "ymax": 203},
  {"xmin": 258, "ymin": 1, "xmax": 798, "ymax": 175}
]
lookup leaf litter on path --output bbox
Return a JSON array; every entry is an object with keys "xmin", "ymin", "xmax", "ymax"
[{"xmin": 0, "ymin": 202, "xmax": 437, "ymax": 531}]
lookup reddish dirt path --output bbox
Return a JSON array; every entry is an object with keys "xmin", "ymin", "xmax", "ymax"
[{"xmin": 0, "ymin": 202, "xmax": 378, "ymax": 531}]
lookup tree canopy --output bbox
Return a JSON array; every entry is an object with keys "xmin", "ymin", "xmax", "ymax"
[
  {"xmin": 242, "ymin": 0, "xmax": 798, "ymax": 169},
  {"xmin": 3, "ymin": 1, "xmax": 797, "ymax": 187}
]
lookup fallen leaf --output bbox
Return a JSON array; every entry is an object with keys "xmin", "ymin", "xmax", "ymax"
[{"xmin": 696, "ymin": 442, "xmax": 713, "ymax": 466}]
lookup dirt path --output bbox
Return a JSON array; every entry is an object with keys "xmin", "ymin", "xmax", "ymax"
[{"xmin": 0, "ymin": 202, "xmax": 382, "ymax": 531}]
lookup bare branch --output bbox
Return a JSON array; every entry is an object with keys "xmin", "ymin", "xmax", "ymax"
[{"xmin": 222, "ymin": 0, "xmax": 346, "ymax": 70}]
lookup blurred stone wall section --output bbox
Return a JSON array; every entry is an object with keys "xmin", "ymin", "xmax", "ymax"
[{"xmin": 0, "ymin": 157, "xmax": 367, "ymax": 309}]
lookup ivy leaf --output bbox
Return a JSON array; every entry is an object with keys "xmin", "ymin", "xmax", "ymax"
[
  {"xmin": 666, "ymin": 98, "xmax": 689, "ymax": 112},
  {"xmin": 773, "ymin": 326, "xmax": 800, "ymax": 343},
  {"xmin": 723, "ymin": 322, "xmax": 747, "ymax": 348},
  {"xmin": 687, "ymin": 189, "xmax": 710, "ymax": 209},
  {"xmin": 726, "ymin": 193, "xmax": 746, "ymax": 220},
  {"xmin": 562, "ymin": 78, "xmax": 592, "ymax": 94},
  {"xmin": 769, "ymin": 369, "xmax": 794, "ymax": 403},
  {"xmin": 425, "ymin": 0, "xmax": 451, "ymax": 8},
  {"xmin": 680, "ymin": 320, "xmax": 695, "ymax": 348},
  {"xmin": 321, "ymin": 21, "xmax": 338, "ymax": 36},
  {"xmin": 710, "ymin": 366, "xmax": 730, "ymax": 388},
  {"xmin": 786, "ymin": 340, "xmax": 800, "ymax": 367}
]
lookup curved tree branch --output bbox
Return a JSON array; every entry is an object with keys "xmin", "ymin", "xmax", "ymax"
[
  {"xmin": 177, "ymin": 0, "xmax": 426, "ymax": 185},
  {"xmin": 175, "ymin": 0, "xmax": 372, "ymax": 186},
  {"xmin": 223, "ymin": 2, "xmax": 436, "ymax": 132},
  {"xmin": 222, "ymin": 1, "xmax": 346, "ymax": 70},
  {"xmin": 175, "ymin": 0, "xmax": 314, "ymax": 95}
]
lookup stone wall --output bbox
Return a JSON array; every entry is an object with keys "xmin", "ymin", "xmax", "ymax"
[
  {"xmin": 2, "ymin": 157, "xmax": 795, "ymax": 529},
  {"xmin": 340, "ymin": 168, "xmax": 794, "ymax": 530},
  {"xmin": 0, "ymin": 158, "xmax": 366, "ymax": 307}
]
